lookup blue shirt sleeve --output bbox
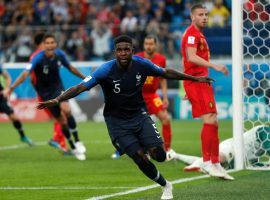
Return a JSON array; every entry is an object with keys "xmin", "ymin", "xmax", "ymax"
[
  {"xmin": 142, "ymin": 58, "xmax": 165, "ymax": 76},
  {"xmin": 56, "ymin": 49, "xmax": 71, "ymax": 69},
  {"xmin": 26, "ymin": 53, "xmax": 42, "ymax": 72},
  {"xmin": 81, "ymin": 63, "xmax": 111, "ymax": 90},
  {"xmin": 0, "ymin": 64, "xmax": 3, "ymax": 74}
]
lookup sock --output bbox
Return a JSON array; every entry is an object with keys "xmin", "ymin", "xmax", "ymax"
[
  {"xmin": 61, "ymin": 125, "xmax": 75, "ymax": 149},
  {"xmin": 138, "ymin": 160, "xmax": 166, "ymax": 186},
  {"xmin": 201, "ymin": 123, "xmax": 213, "ymax": 162},
  {"xmin": 67, "ymin": 116, "xmax": 79, "ymax": 142},
  {"xmin": 162, "ymin": 123, "xmax": 172, "ymax": 151},
  {"xmin": 53, "ymin": 122, "xmax": 67, "ymax": 149},
  {"xmin": 209, "ymin": 124, "xmax": 219, "ymax": 163},
  {"xmin": 12, "ymin": 120, "xmax": 25, "ymax": 138}
]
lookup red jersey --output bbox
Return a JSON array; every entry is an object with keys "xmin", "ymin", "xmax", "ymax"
[
  {"xmin": 181, "ymin": 24, "xmax": 210, "ymax": 77},
  {"xmin": 136, "ymin": 52, "xmax": 166, "ymax": 94}
]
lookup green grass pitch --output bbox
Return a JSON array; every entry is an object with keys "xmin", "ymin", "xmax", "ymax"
[{"xmin": 0, "ymin": 120, "xmax": 269, "ymax": 200}]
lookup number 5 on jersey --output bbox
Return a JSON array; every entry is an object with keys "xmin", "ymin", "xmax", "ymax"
[{"xmin": 113, "ymin": 83, "xmax": 120, "ymax": 93}]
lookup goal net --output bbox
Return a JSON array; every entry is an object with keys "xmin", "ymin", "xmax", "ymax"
[{"xmin": 242, "ymin": 0, "xmax": 270, "ymax": 169}]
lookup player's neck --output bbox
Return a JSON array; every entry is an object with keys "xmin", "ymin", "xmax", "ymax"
[
  {"xmin": 45, "ymin": 51, "xmax": 55, "ymax": 58},
  {"xmin": 192, "ymin": 23, "xmax": 203, "ymax": 32},
  {"xmin": 117, "ymin": 60, "xmax": 132, "ymax": 71},
  {"xmin": 144, "ymin": 52, "xmax": 155, "ymax": 59}
]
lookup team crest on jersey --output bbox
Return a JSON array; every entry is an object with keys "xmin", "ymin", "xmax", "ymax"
[
  {"xmin": 136, "ymin": 73, "xmax": 141, "ymax": 86},
  {"xmin": 209, "ymin": 102, "xmax": 213, "ymax": 108}
]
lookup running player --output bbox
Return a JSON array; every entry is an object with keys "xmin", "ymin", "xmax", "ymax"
[
  {"xmin": 112, "ymin": 35, "xmax": 174, "ymax": 160},
  {"xmin": 0, "ymin": 63, "xmax": 33, "ymax": 145},
  {"xmin": 30, "ymin": 32, "xmax": 67, "ymax": 152},
  {"xmin": 4, "ymin": 34, "xmax": 86, "ymax": 160},
  {"xmin": 37, "ymin": 35, "xmax": 213, "ymax": 199}
]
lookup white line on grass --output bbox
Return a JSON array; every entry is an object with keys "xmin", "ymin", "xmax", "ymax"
[
  {"xmin": 0, "ymin": 186, "xmax": 136, "ymax": 190},
  {"xmin": 85, "ymin": 175, "xmax": 209, "ymax": 200},
  {"xmin": 0, "ymin": 140, "xmax": 112, "ymax": 151},
  {"xmin": 86, "ymin": 170, "xmax": 239, "ymax": 200},
  {"xmin": 0, "ymin": 142, "xmax": 47, "ymax": 150}
]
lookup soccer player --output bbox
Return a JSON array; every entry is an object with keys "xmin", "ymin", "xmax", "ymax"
[
  {"xmin": 171, "ymin": 125, "xmax": 270, "ymax": 178},
  {"xmin": 31, "ymin": 32, "xmax": 67, "ymax": 152},
  {"xmin": 0, "ymin": 63, "xmax": 33, "ymax": 146},
  {"xmin": 112, "ymin": 35, "xmax": 174, "ymax": 160},
  {"xmin": 181, "ymin": 4, "xmax": 230, "ymax": 178},
  {"xmin": 4, "ymin": 34, "xmax": 86, "ymax": 160},
  {"xmin": 138, "ymin": 35, "xmax": 173, "ymax": 156},
  {"xmin": 37, "ymin": 35, "xmax": 213, "ymax": 199}
]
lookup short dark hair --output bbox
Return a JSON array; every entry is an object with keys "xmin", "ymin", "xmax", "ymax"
[
  {"xmin": 42, "ymin": 33, "xmax": 56, "ymax": 42},
  {"xmin": 144, "ymin": 35, "xmax": 159, "ymax": 43},
  {"xmin": 114, "ymin": 35, "xmax": 133, "ymax": 46},
  {"xmin": 34, "ymin": 32, "xmax": 45, "ymax": 46},
  {"xmin": 191, "ymin": 4, "xmax": 206, "ymax": 13}
]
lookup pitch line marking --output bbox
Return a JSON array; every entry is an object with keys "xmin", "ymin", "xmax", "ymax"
[
  {"xmin": 0, "ymin": 142, "xmax": 47, "ymax": 150},
  {"xmin": 0, "ymin": 186, "xmax": 136, "ymax": 190},
  {"xmin": 85, "ymin": 175, "xmax": 209, "ymax": 200},
  {"xmin": 0, "ymin": 141, "xmax": 111, "ymax": 151},
  {"xmin": 86, "ymin": 170, "xmax": 239, "ymax": 200}
]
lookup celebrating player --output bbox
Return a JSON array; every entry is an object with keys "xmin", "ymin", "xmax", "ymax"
[
  {"xmin": 181, "ymin": 4, "xmax": 231, "ymax": 178},
  {"xmin": 4, "ymin": 34, "xmax": 86, "ymax": 160},
  {"xmin": 30, "ymin": 32, "xmax": 67, "ymax": 153},
  {"xmin": 112, "ymin": 35, "xmax": 174, "ymax": 160},
  {"xmin": 37, "ymin": 35, "xmax": 213, "ymax": 200},
  {"xmin": 0, "ymin": 63, "xmax": 33, "ymax": 146},
  {"xmin": 171, "ymin": 125, "xmax": 270, "ymax": 178}
]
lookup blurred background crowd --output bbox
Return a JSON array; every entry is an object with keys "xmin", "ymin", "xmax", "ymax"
[{"xmin": 0, "ymin": 0, "xmax": 235, "ymax": 62}]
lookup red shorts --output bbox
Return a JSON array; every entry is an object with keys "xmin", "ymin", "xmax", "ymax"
[
  {"xmin": 184, "ymin": 82, "xmax": 217, "ymax": 118},
  {"xmin": 143, "ymin": 93, "xmax": 164, "ymax": 115}
]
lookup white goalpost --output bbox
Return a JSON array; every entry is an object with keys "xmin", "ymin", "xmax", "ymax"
[
  {"xmin": 232, "ymin": 0, "xmax": 245, "ymax": 170},
  {"xmin": 233, "ymin": 0, "xmax": 270, "ymax": 170}
]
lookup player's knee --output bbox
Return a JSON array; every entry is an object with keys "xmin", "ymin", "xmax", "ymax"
[
  {"xmin": 161, "ymin": 116, "xmax": 170, "ymax": 125},
  {"xmin": 8, "ymin": 113, "xmax": 16, "ymax": 121},
  {"xmin": 149, "ymin": 146, "xmax": 166, "ymax": 162},
  {"xmin": 131, "ymin": 151, "xmax": 149, "ymax": 167},
  {"xmin": 203, "ymin": 113, "xmax": 218, "ymax": 125}
]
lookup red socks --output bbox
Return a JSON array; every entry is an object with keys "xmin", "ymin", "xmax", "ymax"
[
  {"xmin": 53, "ymin": 122, "xmax": 67, "ymax": 150},
  {"xmin": 162, "ymin": 123, "xmax": 172, "ymax": 151},
  {"xmin": 201, "ymin": 123, "xmax": 219, "ymax": 163}
]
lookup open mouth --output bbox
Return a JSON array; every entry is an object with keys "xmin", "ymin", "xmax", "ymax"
[{"xmin": 120, "ymin": 59, "xmax": 128, "ymax": 63}]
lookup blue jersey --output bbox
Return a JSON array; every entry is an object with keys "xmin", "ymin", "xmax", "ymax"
[
  {"xmin": 82, "ymin": 56, "xmax": 165, "ymax": 118},
  {"xmin": 26, "ymin": 49, "xmax": 71, "ymax": 96}
]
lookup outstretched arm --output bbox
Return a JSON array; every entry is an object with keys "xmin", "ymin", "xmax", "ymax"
[
  {"xmin": 69, "ymin": 65, "xmax": 85, "ymax": 79},
  {"xmin": 161, "ymin": 68, "xmax": 214, "ymax": 83},
  {"xmin": 3, "ymin": 70, "xmax": 29, "ymax": 97},
  {"xmin": 37, "ymin": 83, "xmax": 88, "ymax": 109},
  {"xmin": 2, "ymin": 70, "xmax": 11, "ymax": 88}
]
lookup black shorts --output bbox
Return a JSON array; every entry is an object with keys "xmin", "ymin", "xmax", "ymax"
[
  {"xmin": 105, "ymin": 112, "xmax": 163, "ymax": 157},
  {"xmin": 0, "ymin": 96, "xmax": 14, "ymax": 115},
  {"xmin": 38, "ymin": 89, "xmax": 64, "ymax": 118}
]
